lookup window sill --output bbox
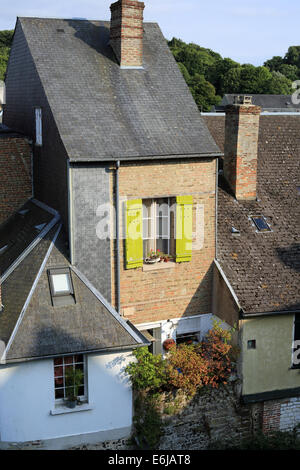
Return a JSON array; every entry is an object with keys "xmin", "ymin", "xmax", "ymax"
[
  {"xmin": 50, "ymin": 403, "xmax": 94, "ymax": 416},
  {"xmin": 143, "ymin": 261, "xmax": 175, "ymax": 272}
]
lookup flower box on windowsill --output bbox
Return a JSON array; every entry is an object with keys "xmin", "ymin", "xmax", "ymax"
[{"xmin": 144, "ymin": 257, "xmax": 161, "ymax": 264}]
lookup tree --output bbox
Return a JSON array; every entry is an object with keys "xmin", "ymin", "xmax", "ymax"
[
  {"xmin": 264, "ymin": 56, "xmax": 284, "ymax": 71},
  {"xmin": 267, "ymin": 71, "xmax": 293, "ymax": 94},
  {"xmin": 0, "ymin": 30, "xmax": 13, "ymax": 81},
  {"xmin": 278, "ymin": 64, "xmax": 299, "ymax": 82},
  {"xmin": 284, "ymin": 46, "xmax": 300, "ymax": 67},
  {"xmin": 188, "ymin": 74, "xmax": 221, "ymax": 111}
]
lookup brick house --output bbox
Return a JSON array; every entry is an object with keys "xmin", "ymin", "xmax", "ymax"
[
  {"xmin": 0, "ymin": 0, "xmax": 223, "ymax": 448},
  {"xmin": 0, "ymin": 124, "xmax": 32, "ymax": 224},
  {"xmin": 204, "ymin": 96, "xmax": 300, "ymax": 433}
]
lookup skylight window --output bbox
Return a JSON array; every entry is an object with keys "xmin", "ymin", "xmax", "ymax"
[
  {"xmin": 297, "ymin": 186, "xmax": 300, "ymax": 195},
  {"xmin": 52, "ymin": 273, "xmax": 72, "ymax": 296},
  {"xmin": 48, "ymin": 268, "xmax": 75, "ymax": 307},
  {"xmin": 251, "ymin": 216, "xmax": 271, "ymax": 232}
]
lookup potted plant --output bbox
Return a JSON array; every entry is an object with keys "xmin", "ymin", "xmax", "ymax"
[
  {"xmin": 160, "ymin": 253, "xmax": 173, "ymax": 263},
  {"xmin": 145, "ymin": 249, "xmax": 161, "ymax": 264},
  {"xmin": 163, "ymin": 338, "xmax": 176, "ymax": 351},
  {"xmin": 65, "ymin": 368, "xmax": 84, "ymax": 409}
]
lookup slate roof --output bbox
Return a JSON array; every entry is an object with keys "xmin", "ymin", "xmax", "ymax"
[
  {"xmin": 215, "ymin": 94, "xmax": 300, "ymax": 113},
  {"xmin": 0, "ymin": 202, "xmax": 148, "ymax": 363},
  {"xmin": 18, "ymin": 17, "xmax": 221, "ymax": 161},
  {"xmin": 203, "ymin": 114, "xmax": 300, "ymax": 315}
]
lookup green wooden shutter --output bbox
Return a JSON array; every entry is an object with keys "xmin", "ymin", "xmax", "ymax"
[
  {"xmin": 125, "ymin": 199, "xmax": 143, "ymax": 269},
  {"xmin": 176, "ymin": 196, "xmax": 193, "ymax": 263}
]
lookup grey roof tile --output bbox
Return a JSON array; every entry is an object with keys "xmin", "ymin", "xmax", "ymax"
[
  {"xmin": 204, "ymin": 114, "xmax": 300, "ymax": 314},
  {"xmin": 19, "ymin": 17, "xmax": 221, "ymax": 161}
]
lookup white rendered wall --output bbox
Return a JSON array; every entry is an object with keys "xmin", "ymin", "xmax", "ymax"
[
  {"xmin": 0, "ymin": 351, "xmax": 134, "ymax": 444},
  {"xmin": 137, "ymin": 313, "xmax": 230, "ymax": 346}
]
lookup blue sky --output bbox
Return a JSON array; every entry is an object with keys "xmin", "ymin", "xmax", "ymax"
[{"xmin": 1, "ymin": 0, "xmax": 300, "ymax": 65}]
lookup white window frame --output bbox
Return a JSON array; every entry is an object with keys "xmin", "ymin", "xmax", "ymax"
[
  {"xmin": 142, "ymin": 198, "xmax": 171, "ymax": 258},
  {"xmin": 54, "ymin": 355, "xmax": 88, "ymax": 404},
  {"xmin": 35, "ymin": 107, "xmax": 42, "ymax": 146}
]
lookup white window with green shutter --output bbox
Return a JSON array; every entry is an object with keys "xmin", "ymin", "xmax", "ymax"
[{"xmin": 125, "ymin": 196, "xmax": 193, "ymax": 269}]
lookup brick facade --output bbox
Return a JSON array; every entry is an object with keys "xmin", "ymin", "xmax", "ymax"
[
  {"xmin": 110, "ymin": 0, "xmax": 145, "ymax": 68},
  {"xmin": 262, "ymin": 397, "xmax": 300, "ymax": 433},
  {"xmin": 224, "ymin": 105, "xmax": 261, "ymax": 201},
  {"xmin": 0, "ymin": 135, "xmax": 32, "ymax": 225},
  {"xmin": 111, "ymin": 158, "xmax": 217, "ymax": 325}
]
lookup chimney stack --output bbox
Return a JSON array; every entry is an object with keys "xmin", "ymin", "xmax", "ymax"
[
  {"xmin": 110, "ymin": 0, "xmax": 145, "ymax": 68},
  {"xmin": 224, "ymin": 96, "xmax": 261, "ymax": 201}
]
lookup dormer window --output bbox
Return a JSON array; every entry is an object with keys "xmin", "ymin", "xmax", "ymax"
[{"xmin": 48, "ymin": 268, "xmax": 75, "ymax": 306}]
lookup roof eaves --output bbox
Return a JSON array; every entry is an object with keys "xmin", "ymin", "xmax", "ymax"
[{"xmin": 69, "ymin": 152, "xmax": 224, "ymax": 163}]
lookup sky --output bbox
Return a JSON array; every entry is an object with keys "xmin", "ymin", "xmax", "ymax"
[{"xmin": 1, "ymin": 0, "xmax": 300, "ymax": 65}]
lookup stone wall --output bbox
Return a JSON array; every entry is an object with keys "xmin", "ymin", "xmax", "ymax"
[{"xmin": 158, "ymin": 381, "xmax": 261, "ymax": 450}]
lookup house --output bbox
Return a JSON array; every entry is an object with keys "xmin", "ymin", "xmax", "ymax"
[
  {"xmin": 0, "ymin": 124, "xmax": 32, "ymax": 224},
  {"xmin": 0, "ymin": 198, "xmax": 149, "ymax": 449},
  {"xmin": 0, "ymin": 0, "xmax": 223, "ymax": 448},
  {"xmin": 203, "ymin": 95, "xmax": 300, "ymax": 432},
  {"xmin": 214, "ymin": 93, "xmax": 300, "ymax": 113}
]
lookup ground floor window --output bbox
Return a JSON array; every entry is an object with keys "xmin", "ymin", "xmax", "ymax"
[
  {"xmin": 176, "ymin": 331, "xmax": 200, "ymax": 346},
  {"xmin": 54, "ymin": 355, "xmax": 87, "ymax": 402}
]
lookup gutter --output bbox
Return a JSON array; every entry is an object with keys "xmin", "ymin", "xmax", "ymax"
[
  {"xmin": 240, "ymin": 309, "xmax": 300, "ymax": 319},
  {"xmin": 215, "ymin": 158, "xmax": 219, "ymax": 260},
  {"xmin": 115, "ymin": 160, "xmax": 121, "ymax": 315},
  {"xmin": 69, "ymin": 152, "xmax": 223, "ymax": 163}
]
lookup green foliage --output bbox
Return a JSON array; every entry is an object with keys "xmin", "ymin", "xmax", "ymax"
[
  {"xmin": 168, "ymin": 37, "xmax": 300, "ymax": 112},
  {"xmin": 210, "ymin": 429, "xmax": 300, "ymax": 450},
  {"xmin": 133, "ymin": 392, "xmax": 163, "ymax": 449},
  {"xmin": 125, "ymin": 347, "xmax": 167, "ymax": 391},
  {"xmin": 65, "ymin": 367, "xmax": 84, "ymax": 400},
  {"xmin": 126, "ymin": 323, "xmax": 236, "ymax": 397},
  {"xmin": 0, "ymin": 30, "xmax": 13, "ymax": 81}
]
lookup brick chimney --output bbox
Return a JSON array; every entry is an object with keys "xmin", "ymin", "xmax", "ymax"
[
  {"xmin": 224, "ymin": 96, "xmax": 261, "ymax": 200},
  {"xmin": 110, "ymin": 0, "xmax": 145, "ymax": 68}
]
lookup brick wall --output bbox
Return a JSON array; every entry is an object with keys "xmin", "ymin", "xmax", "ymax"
[
  {"xmin": 224, "ymin": 105, "xmax": 261, "ymax": 201},
  {"xmin": 0, "ymin": 135, "xmax": 32, "ymax": 224},
  {"xmin": 111, "ymin": 158, "xmax": 217, "ymax": 325},
  {"xmin": 263, "ymin": 397, "xmax": 300, "ymax": 433},
  {"xmin": 110, "ymin": 0, "xmax": 145, "ymax": 67}
]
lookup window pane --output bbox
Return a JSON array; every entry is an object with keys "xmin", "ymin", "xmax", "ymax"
[
  {"xmin": 54, "ymin": 357, "xmax": 63, "ymax": 366},
  {"xmin": 74, "ymin": 355, "xmax": 83, "ymax": 363},
  {"xmin": 55, "ymin": 388, "xmax": 64, "ymax": 400},
  {"xmin": 143, "ymin": 218, "xmax": 151, "ymax": 239},
  {"xmin": 156, "ymin": 216, "xmax": 169, "ymax": 239},
  {"xmin": 64, "ymin": 356, "xmax": 73, "ymax": 365},
  {"xmin": 156, "ymin": 238, "xmax": 168, "ymax": 253},
  {"xmin": 156, "ymin": 200, "xmax": 169, "ymax": 217},
  {"xmin": 52, "ymin": 273, "xmax": 71, "ymax": 294}
]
